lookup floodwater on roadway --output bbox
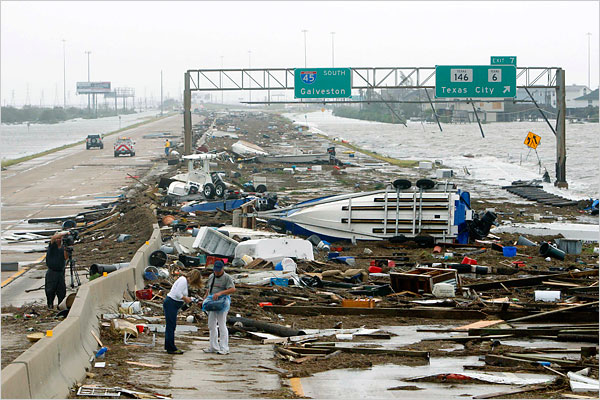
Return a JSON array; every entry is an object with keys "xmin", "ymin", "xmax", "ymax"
[
  {"xmin": 287, "ymin": 111, "xmax": 599, "ymax": 199},
  {"xmin": 299, "ymin": 356, "xmax": 555, "ymax": 399},
  {"xmin": 1, "ymin": 110, "xmax": 159, "ymax": 161}
]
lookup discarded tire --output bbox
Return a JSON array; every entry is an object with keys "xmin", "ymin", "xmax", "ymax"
[
  {"xmin": 148, "ymin": 250, "xmax": 168, "ymax": 267},
  {"xmin": 256, "ymin": 184, "xmax": 267, "ymax": 193}
]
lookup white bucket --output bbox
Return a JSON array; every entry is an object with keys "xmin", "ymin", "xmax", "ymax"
[
  {"xmin": 432, "ymin": 283, "xmax": 455, "ymax": 298},
  {"xmin": 281, "ymin": 257, "xmax": 297, "ymax": 273},
  {"xmin": 241, "ymin": 254, "xmax": 254, "ymax": 265}
]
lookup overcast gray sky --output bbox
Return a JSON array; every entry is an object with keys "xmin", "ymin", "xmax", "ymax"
[{"xmin": 1, "ymin": 1, "xmax": 598, "ymax": 107}]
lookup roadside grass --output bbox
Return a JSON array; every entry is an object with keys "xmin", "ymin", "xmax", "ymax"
[{"xmin": 1, "ymin": 113, "xmax": 173, "ymax": 168}]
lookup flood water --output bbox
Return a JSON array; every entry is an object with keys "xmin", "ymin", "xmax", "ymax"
[
  {"xmin": 1, "ymin": 110, "xmax": 159, "ymax": 161},
  {"xmin": 286, "ymin": 111, "xmax": 599, "ymax": 199}
]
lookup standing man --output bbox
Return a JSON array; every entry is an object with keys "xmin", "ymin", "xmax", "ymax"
[
  {"xmin": 203, "ymin": 260, "xmax": 236, "ymax": 355},
  {"xmin": 45, "ymin": 232, "xmax": 68, "ymax": 309},
  {"xmin": 164, "ymin": 139, "xmax": 170, "ymax": 156}
]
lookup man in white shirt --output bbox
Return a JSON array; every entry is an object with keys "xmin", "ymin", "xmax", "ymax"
[{"xmin": 163, "ymin": 270, "xmax": 202, "ymax": 354}]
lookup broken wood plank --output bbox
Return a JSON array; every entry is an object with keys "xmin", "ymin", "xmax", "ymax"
[
  {"xmin": 286, "ymin": 346, "xmax": 332, "ymax": 355},
  {"xmin": 257, "ymin": 365, "xmax": 289, "ymax": 375},
  {"xmin": 506, "ymin": 301, "xmax": 599, "ymax": 323},
  {"xmin": 263, "ymin": 305, "xmax": 487, "ymax": 320},
  {"xmin": 504, "ymin": 353, "xmax": 578, "ymax": 366},
  {"xmin": 91, "ymin": 330, "xmax": 103, "ymax": 347},
  {"xmin": 246, "ymin": 331, "xmax": 288, "ymax": 344},
  {"xmin": 275, "ymin": 346, "xmax": 301, "ymax": 358},
  {"xmin": 473, "ymin": 385, "xmax": 546, "ymax": 399},
  {"xmin": 308, "ymin": 345, "xmax": 430, "ymax": 358},
  {"xmin": 455, "ymin": 319, "xmax": 504, "ymax": 331},
  {"xmin": 324, "ymin": 350, "xmax": 343, "ymax": 359},
  {"xmin": 422, "ymin": 334, "xmax": 513, "ymax": 343},
  {"xmin": 125, "ymin": 361, "xmax": 163, "ymax": 368},
  {"xmin": 291, "ymin": 355, "xmax": 318, "ymax": 364}
]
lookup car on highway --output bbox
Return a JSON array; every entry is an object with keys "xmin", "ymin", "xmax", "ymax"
[
  {"xmin": 114, "ymin": 137, "xmax": 135, "ymax": 157},
  {"xmin": 86, "ymin": 134, "xmax": 104, "ymax": 150}
]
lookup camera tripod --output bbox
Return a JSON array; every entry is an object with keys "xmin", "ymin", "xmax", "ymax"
[{"xmin": 66, "ymin": 247, "xmax": 81, "ymax": 288}]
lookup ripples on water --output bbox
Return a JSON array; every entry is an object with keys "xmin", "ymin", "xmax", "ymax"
[
  {"xmin": 286, "ymin": 111, "xmax": 599, "ymax": 198},
  {"xmin": 1, "ymin": 110, "xmax": 159, "ymax": 160}
]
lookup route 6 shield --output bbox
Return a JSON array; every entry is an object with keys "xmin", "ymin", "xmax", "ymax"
[{"xmin": 301, "ymin": 71, "xmax": 317, "ymax": 85}]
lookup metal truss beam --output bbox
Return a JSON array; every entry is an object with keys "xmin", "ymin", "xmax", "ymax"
[{"xmin": 186, "ymin": 67, "xmax": 561, "ymax": 92}]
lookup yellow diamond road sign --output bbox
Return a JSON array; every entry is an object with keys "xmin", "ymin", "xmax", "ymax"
[{"xmin": 524, "ymin": 132, "xmax": 541, "ymax": 149}]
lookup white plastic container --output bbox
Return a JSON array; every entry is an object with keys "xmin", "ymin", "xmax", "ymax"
[
  {"xmin": 280, "ymin": 257, "xmax": 297, "ymax": 273},
  {"xmin": 193, "ymin": 227, "xmax": 238, "ymax": 257},
  {"xmin": 534, "ymin": 290, "xmax": 561, "ymax": 302},
  {"xmin": 312, "ymin": 165, "xmax": 322, "ymax": 172},
  {"xmin": 234, "ymin": 238, "xmax": 314, "ymax": 263},
  {"xmin": 119, "ymin": 301, "xmax": 142, "ymax": 314},
  {"xmin": 436, "ymin": 169, "xmax": 453, "ymax": 178},
  {"xmin": 432, "ymin": 283, "xmax": 455, "ymax": 298}
]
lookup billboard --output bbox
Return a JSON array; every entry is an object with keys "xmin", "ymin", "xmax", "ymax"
[{"xmin": 76, "ymin": 82, "xmax": 111, "ymax": 94}]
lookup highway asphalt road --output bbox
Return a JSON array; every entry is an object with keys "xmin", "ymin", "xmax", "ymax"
[{"xmin": 1, "ymin": 113, "xmax": 196, "ymax": 306}]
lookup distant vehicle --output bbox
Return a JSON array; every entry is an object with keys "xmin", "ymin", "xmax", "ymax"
[
  {"xmin": 114, "ymin": 137, "xmax": 135, "ymax": 157},
  {"xmin": 86, "ymin": 134, "xmax": 104, "ymax": 150}
]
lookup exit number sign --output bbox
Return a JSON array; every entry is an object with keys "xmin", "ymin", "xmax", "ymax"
[{"xmin": 491, "ymin": 56, "xmax": 517, "ymax": 66}]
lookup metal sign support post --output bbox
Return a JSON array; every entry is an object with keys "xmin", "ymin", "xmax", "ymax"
[
  {"xmin": 183, "ymin": 71, "xmax": 192, "ymax": 156},
  {"xmin": 555, "ymin": 69, "xmax": 567, "ymax": 188}
]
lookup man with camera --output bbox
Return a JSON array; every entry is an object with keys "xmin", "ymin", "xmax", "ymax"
[{"xmin": 45, "ymin": 232, "xmax": 69, "ymax": 309}]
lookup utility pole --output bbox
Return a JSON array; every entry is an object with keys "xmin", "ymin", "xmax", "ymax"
[
  {"xmin": 302, "ymin": 30, "xmax": 308, "ymax": 67},
  {"xmin": 331, "ymin": 32, "xmax": 335, "ymax": 67},
  {"xmin": 85, "ymin": 51, "xmax": 91, "ymax": 111},
  {"xmin": 160, "ymin": 70, "xmax": 163, "ymax": 116},
  {"xmin": 586, "ymin": 32, "xmax": 592, "ymax": 89},
  {"xmin": 62, "ymin": 39, "xmax": 66, "ymax": 108}
]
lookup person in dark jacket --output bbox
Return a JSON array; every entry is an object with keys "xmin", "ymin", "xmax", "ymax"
[{"xmin": 45, "ymin": 232, "xmax": 68, "ymax": 308}]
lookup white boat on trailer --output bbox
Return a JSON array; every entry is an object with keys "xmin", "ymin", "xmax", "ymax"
[{"xmin": 257, "ymin": 179, "xmax": 474, "ymax": 243}]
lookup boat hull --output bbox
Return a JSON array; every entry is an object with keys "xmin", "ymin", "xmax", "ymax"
[{"xmin": 264, "ymin": 189, "xmax": 470, "ymax": 243}]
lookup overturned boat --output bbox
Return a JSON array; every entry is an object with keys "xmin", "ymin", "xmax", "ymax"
[
  {"xmin": 257, "ymin": 179, "xmax": 476, "ymax": 243},
  {"xmin": 231, "ymin": 140, "xmax": 268, "ymax": 157}
]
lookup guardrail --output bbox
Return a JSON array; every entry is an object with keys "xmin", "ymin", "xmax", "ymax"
[{"xmin": 1, "ymin": 224, "xmax": 161, "ymax": 399}]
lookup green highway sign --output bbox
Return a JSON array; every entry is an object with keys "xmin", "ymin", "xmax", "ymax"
[
  {"xmin": 435, "ymin": 65, "xmax": 517, "ymax": 98},
  {"xmin": 294, "ymin": 68, "xmax": 352, "ymax": 98},
  {"xmin": 491, "ymin": 56, "xmax": 517, "ymax": 66}
]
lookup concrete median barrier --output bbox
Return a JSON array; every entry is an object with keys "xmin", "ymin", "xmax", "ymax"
[
  {"xmin": 0, "ymin": 363, "xmax": 30, "ymax": 398},
  {"xmin": 1, "ymin": 223, "xmax": 161, "ymax": 398}
]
